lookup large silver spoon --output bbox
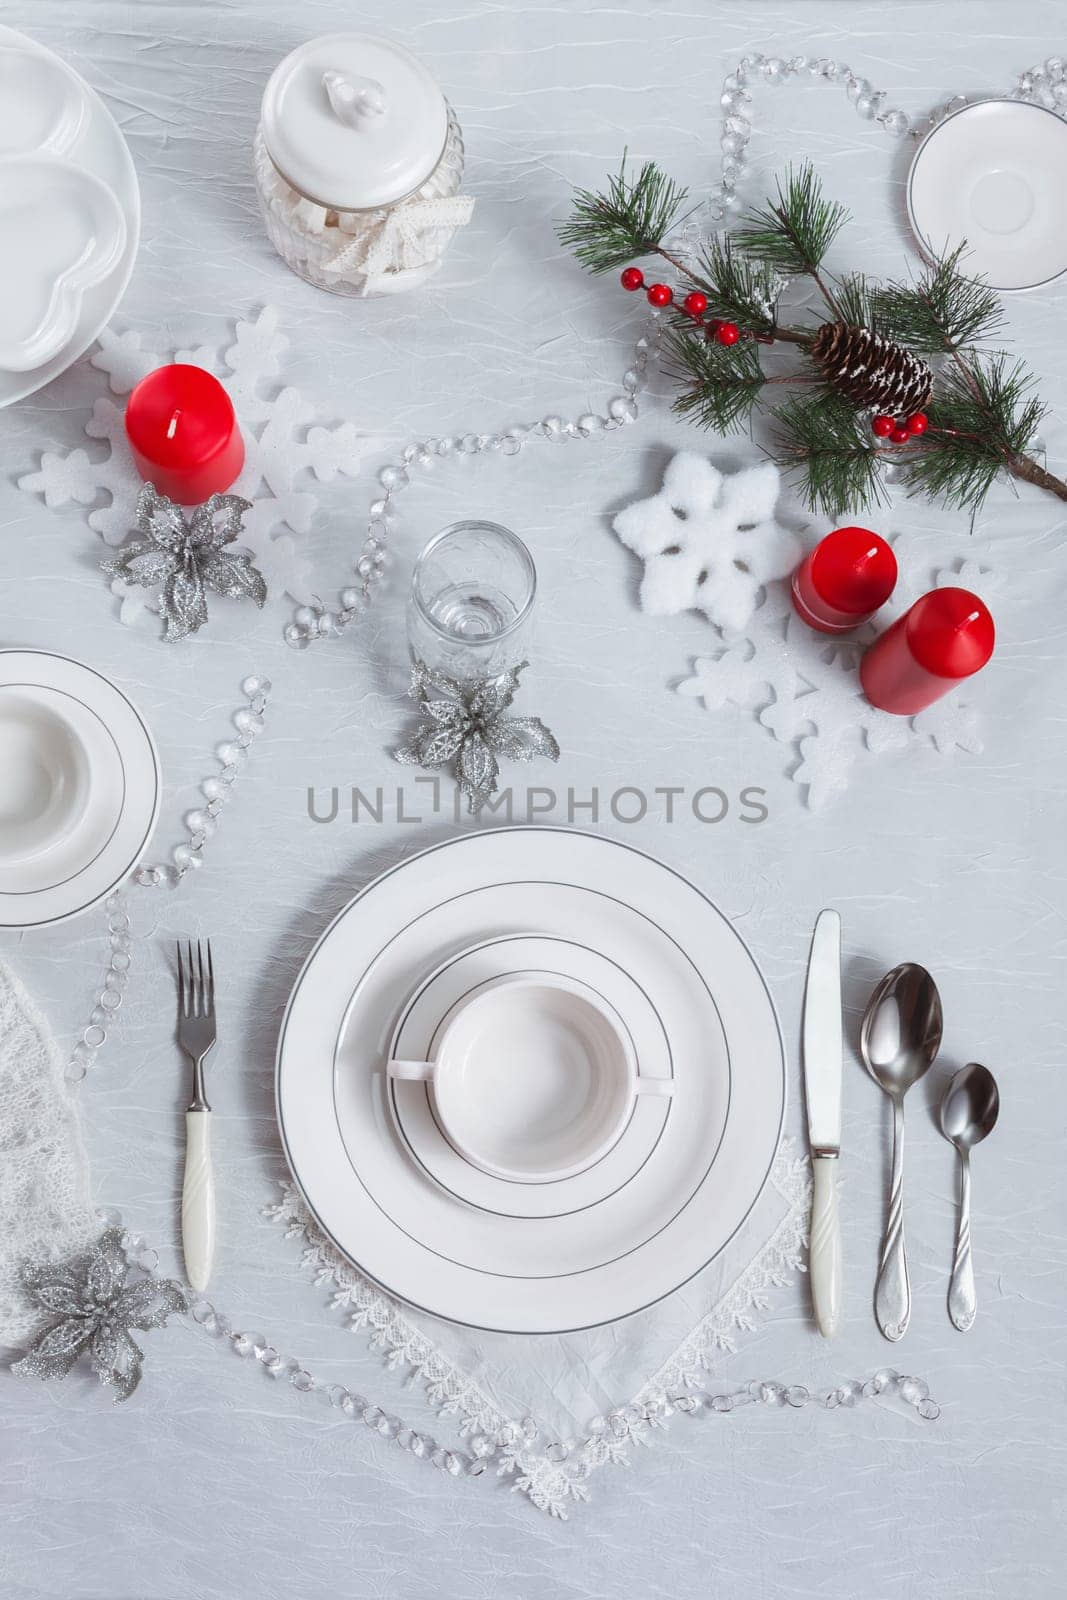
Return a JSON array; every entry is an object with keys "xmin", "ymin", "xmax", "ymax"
[
  {"xmin": 860, "ymin": 963, "xmax": 944, "ymax": 1341},
  {"xmin": 939, "ymin": 1062, "xmax": 1000, "ymax": 1332}
]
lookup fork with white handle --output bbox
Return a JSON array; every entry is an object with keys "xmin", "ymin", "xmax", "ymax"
[{"xmin": 176, "ymin": 940, "xmax": 217, "ymax": 1291}]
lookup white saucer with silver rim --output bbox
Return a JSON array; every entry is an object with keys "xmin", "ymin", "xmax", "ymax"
[
  {"xmin": 0, "ymin": 651, "xmax": 160, "ymax": 929},
  {"xmin": 907, "ymin": 99, "xmax": 1067, "ymax": 291}
]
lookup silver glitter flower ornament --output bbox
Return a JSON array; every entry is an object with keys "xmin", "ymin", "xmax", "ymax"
[
  {"xmin": 11, "ymin": 1227, "xmax": 186, "ymax": 1402},
  {"xmin": 102, "ymin": 482, "xmax": 266, "ymax": 641},
  {"xmin": 395, "ymin": 658, "xmax": 560, "ymax": 812}
]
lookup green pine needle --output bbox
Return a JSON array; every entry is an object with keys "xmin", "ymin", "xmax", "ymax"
[
  {"xmin": 900, "ymin": 353, "xmax": 1046, "ymax": 513},
  {"xmin": 665, "ymin": 327, "xmax": 768, "ymax": 433},
  {"xmin": 694, "ymin": 236, "xmax": 781, "ymax": 334},
  {"xmin": 736, "ymin": 164, "xmax": 850, "ymax": 278},
  {"xmin": 557, "ymin": 159, "xmax": 688, "ymax": 274},
  {"xmin": 833, "ymin": 272, "xmax": 883, "ymax": 331},
  {"xmin": 773, "ymin": 389, "xmax": 887, "ymax": 518},
  {"xmin": 872, "ymin": 245, "xmax": 1004, "ymax": 353}
]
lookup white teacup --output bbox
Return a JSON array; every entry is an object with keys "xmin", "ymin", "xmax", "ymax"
[
  {"xmin": 387, "ymin": 971, "xmax": 673, "ymax": 1183},
  {"xmin": 0, "ymin": 689, "xmax": 91, "ymax": 863}
]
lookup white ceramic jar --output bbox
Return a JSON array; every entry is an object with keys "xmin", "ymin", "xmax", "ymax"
[{"xmin": 254, "ymin": 32, "xmax": 473, "ymax": 297}]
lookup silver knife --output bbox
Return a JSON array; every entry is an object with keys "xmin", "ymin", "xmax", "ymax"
[{"xmin": 803, "ymin": 909, "xmax": 843, "ymax": 1337}]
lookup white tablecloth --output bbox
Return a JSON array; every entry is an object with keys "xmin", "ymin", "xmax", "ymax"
[{"xmin": 2, "ymin": 1, "xmax": 1065, "ymax": 1595}]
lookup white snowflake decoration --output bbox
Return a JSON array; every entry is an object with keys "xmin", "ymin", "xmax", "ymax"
[
  {"xmin": 613, "ymin": 452, "xmax": 803, "ymax": 633},
  {"xmin": 678, "ymin": 556, "xmax": 998, "ymax": 809},
  {"xmin": 17, "ymin": 306, "xmax": 385, "ymax": 632}
]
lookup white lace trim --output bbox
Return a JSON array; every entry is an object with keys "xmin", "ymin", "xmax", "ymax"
[{"xmin": 265, "ymin": 1141, "xmax": 810, "ymax": 1514}]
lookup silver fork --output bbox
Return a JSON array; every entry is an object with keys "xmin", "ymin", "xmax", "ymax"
[{"xmin": 176, "ymin": 940, "xmax": 217, "ymax": 1291}]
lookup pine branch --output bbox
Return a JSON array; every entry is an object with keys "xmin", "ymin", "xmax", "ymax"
[
  {"xmin": 832, "ymin": 272, "xmax": 885, "ymax": 332},
  {"xmin": 901, "ymin": 353, "xmax": 1051, "ymax": 512},
  {"xmin": 693, "ymin": 236, "xmax": 784, "ymax": 337},
  {"xmin": 557, "ymin": 159, "xmax": 689, "ymax": 274},
  {"xmin": 665, "ymin": 327, "xmax": 770, "ymax": 433},
  {"xmin": 872, "ymin": 245, "xmax": 1003, "ymax": 353},
  {"xmin": 773, "ymin": 389, "xmax": 887, "ymax": 518},
  {"xmin": 735, "ymin": 164, "xmax": 849, "ymax": 314}
]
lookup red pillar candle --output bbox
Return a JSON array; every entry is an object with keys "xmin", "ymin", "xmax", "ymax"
[
  {"xmin": 860, "ymin": 587, "xmax": 995, "ymax": 715},
  {"xmin": 125, "ymin": 364, "xmax": 244, "ymax": 505},
  {"xmin": 791, "ymin": 526, "xmax": 897, "ymax": 633}
]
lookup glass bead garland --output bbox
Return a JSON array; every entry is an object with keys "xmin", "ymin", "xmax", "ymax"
[
  {"xmin": 64, "ymin": 676, "xmax": 271, "ymax": 1083},
  {"xmin": 65, "ymin": 40, "xmax": 1067, "ymax": 1495}
]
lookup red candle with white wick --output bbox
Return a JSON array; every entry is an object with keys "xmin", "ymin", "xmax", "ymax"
[
  {"xmin": 125, "ymin": 364, "xmax": 244, "ymax": 504},
  {"xmin": 860, "ymin": 587, "xmax": 995, "ymax": 715},
  {"xmin": 791, "ymin": 526, "xmax": 897, "ymax": 633}
]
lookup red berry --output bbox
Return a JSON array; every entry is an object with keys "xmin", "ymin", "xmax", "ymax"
[
  {"xmin": 906, "ymin": 411, "xmax": 929, "ymax": 435},
  {"xmin": 646, "ymin": 282, "xmax": 673, "ymax": 307},
  {"xmin": 683, "ymin": 291, "xmax": 708, "ymax": 318},
  {"xmin": 890, "ymin": 426, "xmax": 910, "ymax": 444},
  {"xmin": 717, "ymin": 321, "xmax": 740, "ymax": 346},
  {"xmin": 871, "ymin": 415, "xmax": 895, "ymax": 438},
  {"xmin": 620, "ymin": 267, "xmax": 644, "ymax": 292},
  {"xmin": 705, "ymin": 319, "xmax": 723, "ymax": 341}
]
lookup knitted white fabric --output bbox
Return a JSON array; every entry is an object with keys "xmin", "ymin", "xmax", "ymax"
[{"xmin": 0, "ymin": 961, "xmax": 97, "ymax": 1348}]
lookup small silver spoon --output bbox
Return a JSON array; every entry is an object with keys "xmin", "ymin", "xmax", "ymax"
[
  {"xmin": 860, "ymin": 963, "xmax": 944, "ymax": 1341},
  {"xmin": 939, "ymin": 1062, "xmax": 999, "ymax": 1332}
]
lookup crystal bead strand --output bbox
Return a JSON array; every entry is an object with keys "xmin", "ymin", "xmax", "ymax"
[
  {"xmin": 135, "ymin": 675, "xmax": 272, "ymax": 889},
  {"xmin": 183, "ymin": 1288, "xmax": 469, "ymax": 1478},
  {"xmin": 708, "ymin": 48, "xmax": 1067, "ymax": 229},
  {"xmin": 66, "ymin": 890, "xmax": 133, "ymax": 1083},
  {"xmin": 1009, "ymin": 54, "xmax": 1067, "ymax": 109},
  {"xmin": 284, "ymin": 316, "xmax": 662, "ymax": 649},
  {"xmin": 65, "ymin": 675, "xmax": 271, "ymax": 1082},
  {"xmin": 708, "ymin": 53, "xmax": 916, "ymax": 224}
]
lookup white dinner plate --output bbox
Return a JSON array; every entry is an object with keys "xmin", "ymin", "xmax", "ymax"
[
  {"xmin": 388, "ymin": 934, "xmax": 675, "ymax": 1219},
  {"xmin": 0, "ymin": 27, "xmax": 140, "ymax": 406},
  {"xmin": 0, "ymin": 651, "xmax": 160, "ymax": 928},
  {"xmin": 907, "ymin": 99, "xmax": 1067, "ymax": 291},
  {"xmin": 276, "ymin": 828, "xmax": 784, "ymax": 1334}
]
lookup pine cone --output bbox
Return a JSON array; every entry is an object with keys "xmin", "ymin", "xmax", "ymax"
[{"xmin": 810, "ymin": 322, "xmax": 932, "ymax": 416}]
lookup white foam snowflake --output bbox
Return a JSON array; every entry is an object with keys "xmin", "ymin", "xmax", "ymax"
[
  {"xmin": 613, "ymin": 452, "xmax": 803, "ymax": 633},
  {"xmin": 17, "ymin": 306, "xmax": 386, "ymax": 629},
  {"xmin": 678, "ymin": 556, "xmax": 999, "ymax": 810}
]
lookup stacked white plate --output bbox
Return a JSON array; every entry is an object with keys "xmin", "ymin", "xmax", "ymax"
[
  {"xmin": 0, "ymin": 27, "xmax": 139, "ymax": 407},
  {"xmin": 276, "ymin": 828, "xmax": 785, "ymax": 1334},
  {"xmin": 0, "ymin": 651, "xmax": 160, "ymax": 929}
]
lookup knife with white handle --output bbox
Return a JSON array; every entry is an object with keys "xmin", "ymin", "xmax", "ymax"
[{"xmin": 803, "ymin": 909, "xmax": 843, "ymax": 1337}]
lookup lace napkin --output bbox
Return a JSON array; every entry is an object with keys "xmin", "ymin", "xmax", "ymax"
[
  {"xmin": 270, "ymin": 1143, "xmax": 810, "ymax": 1454},
  {"xmin": 0, "ymin": 961, "xmax": 98, "ymax": 1349}
]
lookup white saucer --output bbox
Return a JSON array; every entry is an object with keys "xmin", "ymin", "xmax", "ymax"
[
  {"xmin": 908, "ymin": 99, "xmax": 1067, "ymax": 291},
  {"xmin": 0, "ymin": 651, "xmax": 160, "ymax": 928},
  {"xmin": 0, "ymin": 27, "xmax": 139, "ymax": 406},
  {"xmin": 388, "ymin": 934, "xmax": 674, "ymax": 1218},
  {"xmin": 276, "ymin": 828, "xmax": 783, "ymax": 1334}
]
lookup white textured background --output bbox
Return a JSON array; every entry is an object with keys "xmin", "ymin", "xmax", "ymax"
[{"xmin": 2, "ymin": 2, "xmax": 1066, "ymax": 1596}]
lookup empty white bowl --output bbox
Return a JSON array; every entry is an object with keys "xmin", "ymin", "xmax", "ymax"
[
  {"xmin": 388, "ymin": 971, "xmax": 673, "ymax": 1182},
  {"xmin": 0, "ymin": 690, "xmax": 91, "ymax": 862}
]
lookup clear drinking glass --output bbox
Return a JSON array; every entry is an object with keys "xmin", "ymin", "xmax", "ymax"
[{"xmin": 406, "ymin": 521, "xmax": 537, "ymax": 683}]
